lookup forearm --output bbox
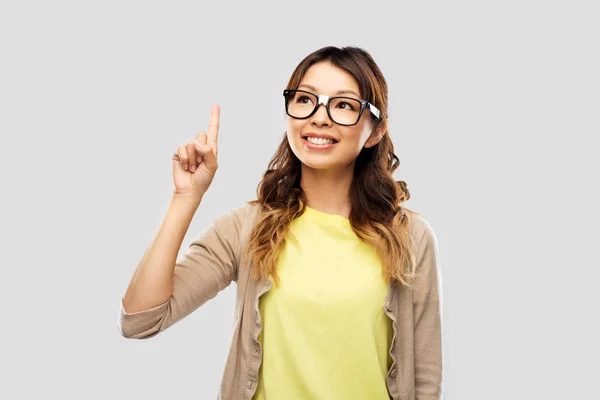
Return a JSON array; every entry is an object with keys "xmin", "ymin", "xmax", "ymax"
[{"xmin": 122, "ymin": 191, "xmax": 203, "ymax": 314}]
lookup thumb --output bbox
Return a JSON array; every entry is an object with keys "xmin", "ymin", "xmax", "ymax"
[
  {"xmin": 194, "ymin": 142, "xmax": 218, "ymax": 171},
  {"xmin": 172, "ymin": 152, "xmax": 186, "ymax": 173}
]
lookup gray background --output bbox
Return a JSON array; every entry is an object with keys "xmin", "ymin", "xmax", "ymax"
[{"xmin": 1, "ymin": 0, "xmax": 598, "ymax": 399}]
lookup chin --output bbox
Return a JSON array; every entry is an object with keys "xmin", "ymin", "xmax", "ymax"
[
  {"xmin": 297, "ymin": 152, "xmax": 351, "ymax": 171},
  {"xmin": 299, "ymin": 159, "xmax": 336, "ymax": 170}
]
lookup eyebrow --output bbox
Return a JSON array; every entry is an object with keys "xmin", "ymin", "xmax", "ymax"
[{"xmin": 297, "ymin": 84, "xmax": 360, "ymax": 98}]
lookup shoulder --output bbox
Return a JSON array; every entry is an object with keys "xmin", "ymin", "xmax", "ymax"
[
  {"xmin": 405, "ymin": 209, "xmax": 438, "ymax": 255},
  {"xmin": 404, "ymin": 211, "xmax": 441, "ymax": 292},
  {"xmin": 211, "ymin": 200, "xmax": 262, "ymax": 234}
]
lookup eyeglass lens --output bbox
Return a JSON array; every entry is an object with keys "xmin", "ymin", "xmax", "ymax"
[{"xmin": 286, "ymin": 90, "xmax": 361, "ymax": 125}]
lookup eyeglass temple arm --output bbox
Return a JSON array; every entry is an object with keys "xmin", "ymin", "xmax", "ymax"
[{"xmin": 367, "ymin": 103, "xmax": 381, "ymax": 119}]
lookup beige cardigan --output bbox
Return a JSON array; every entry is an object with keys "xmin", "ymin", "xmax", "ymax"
[{"xmin": 117, "ymin": 202, "xmax": 443, "ymax": 400}]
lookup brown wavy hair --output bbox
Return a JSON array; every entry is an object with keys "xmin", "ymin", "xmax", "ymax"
[{"xmin": 243, "ymin": 46, "xmax": 419, "ymax": 288}]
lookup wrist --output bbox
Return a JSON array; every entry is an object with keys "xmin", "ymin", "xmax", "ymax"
[{"xmin": 171, "ymin": 190, "xmax": 204, "ymax": 204}]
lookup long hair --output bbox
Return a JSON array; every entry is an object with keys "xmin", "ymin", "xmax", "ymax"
[{"xmin": 243, "ymin": 46, "xmax": 419, "ymax": 288}]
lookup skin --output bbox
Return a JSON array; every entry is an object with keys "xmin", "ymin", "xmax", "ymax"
[{"xmin": 286, "ymin": 61, "xmax": 387, "ymax": 219}]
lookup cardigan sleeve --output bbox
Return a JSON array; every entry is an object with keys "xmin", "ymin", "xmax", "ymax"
[
  {"xmin": 117, "ymin": 204, "xmax": 248, "ymax": 339},
  {"xmin": 412, "ymin": 219, "xmax": 444, "ymax": 399}
]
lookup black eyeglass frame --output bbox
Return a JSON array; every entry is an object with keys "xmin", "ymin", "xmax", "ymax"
[{"xmin": 283, "ymin": 89, "xmax": 381, "ymax": 127}]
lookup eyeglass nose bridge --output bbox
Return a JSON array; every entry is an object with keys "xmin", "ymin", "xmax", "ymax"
[
  {"xmin": 312, "ymin": 94, "xmax": 332, "ymax": 117},
  {"xmin": 317, "ymin": 94, "xmax": 331, "ymax": 106}
]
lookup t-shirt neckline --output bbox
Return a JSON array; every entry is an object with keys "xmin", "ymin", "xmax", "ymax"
[{"xmin": 302, "ymin": 204, "xmax": 351, "ymax": 227}]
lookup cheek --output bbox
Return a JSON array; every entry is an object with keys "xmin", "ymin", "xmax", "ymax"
[
  {"xmin": 357, "ymin": 123, "xmax": 375, "ymax": 148},
  {"xmin": 286, "ymin": 119, "xmax": 307, "ymax": 148},
  {"xmin": 286, "ymin": 118, "xmax": 303, "ymax": 135},
  {"xmin": 342, "ymin": 126, "xmax": 370, "ymax": 150},
  {"xmin": 286, "ymin": 120, "xmax": 302, "ymax": 152}
]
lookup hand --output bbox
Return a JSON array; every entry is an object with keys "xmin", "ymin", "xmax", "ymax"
[{"xmin": 172, "ymin": 104, "xmax": 220, "ymax": 197}]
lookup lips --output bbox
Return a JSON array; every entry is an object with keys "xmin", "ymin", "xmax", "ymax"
[{"xmin": 301, "ymin": 132, "xmax": 339, "ymax": 142}]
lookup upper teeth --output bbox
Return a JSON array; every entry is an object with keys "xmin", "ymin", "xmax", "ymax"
[{"xmin": 306, "ymin": 136, "xmax": 335, "ymax": 145}]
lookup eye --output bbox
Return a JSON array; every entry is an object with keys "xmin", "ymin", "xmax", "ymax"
[
  {"xmin": 337, "ymin": 101, "xmax": 355, "ymax": 110},
  {"xmin": 294, "ymin": 95, "xmax": 312, "ymax": 104}
]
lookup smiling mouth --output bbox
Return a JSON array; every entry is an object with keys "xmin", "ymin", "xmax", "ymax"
[{"xmin": 302, "ymin": 135, "xmax": 339, "ymax": 145}]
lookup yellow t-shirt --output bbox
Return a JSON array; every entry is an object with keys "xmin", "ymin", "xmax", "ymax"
[{"xmin": 253, "ymin": 205, "xmax": 393, "ymax": 400}]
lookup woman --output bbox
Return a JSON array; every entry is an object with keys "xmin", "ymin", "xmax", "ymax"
[{"xmin": 118, "ymin": 46, "xmax": 443, "ymax": 400}]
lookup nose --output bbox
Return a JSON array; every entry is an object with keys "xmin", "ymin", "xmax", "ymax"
[{"xmin": 310, "ymin": 101, "xmax": 332, "ymax": 127}]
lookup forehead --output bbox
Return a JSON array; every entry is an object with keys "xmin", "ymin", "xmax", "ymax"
[{"xmin": 298, "ymin": 62, "xmax": 360, "ymax": 97}]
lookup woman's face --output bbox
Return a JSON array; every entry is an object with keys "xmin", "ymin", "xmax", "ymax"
[{"xmin": 286, "ymin": 61, "xmax": 384, "ymax": 172}]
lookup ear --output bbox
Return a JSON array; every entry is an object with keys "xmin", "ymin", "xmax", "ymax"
[{"xmin": 364, "ymin": 120, "xmax": 387, "ymax": 149}]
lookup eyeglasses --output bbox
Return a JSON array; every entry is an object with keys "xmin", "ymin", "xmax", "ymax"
[{"xmin": 283, "ymin": 89, "xmax": 381, "ymax": 126}]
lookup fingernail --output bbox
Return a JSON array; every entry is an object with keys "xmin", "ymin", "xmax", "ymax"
[
  {"xmin": 184, "ymin": 164, "xmax": 188, "ymax": 170},
  {"xmin": 190, "ymin": 165, "xmax": 196, "ymax": 172}
]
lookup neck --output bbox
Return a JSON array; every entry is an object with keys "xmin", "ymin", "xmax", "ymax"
[{"xmin": 299, "ymin": 164, "xmax": 353, "ymax": 219}]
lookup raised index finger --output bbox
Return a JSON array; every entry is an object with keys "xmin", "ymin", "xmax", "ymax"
[{"xmin": 207, "ymin": 104, "xmax": 220, "ymax": 148}]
